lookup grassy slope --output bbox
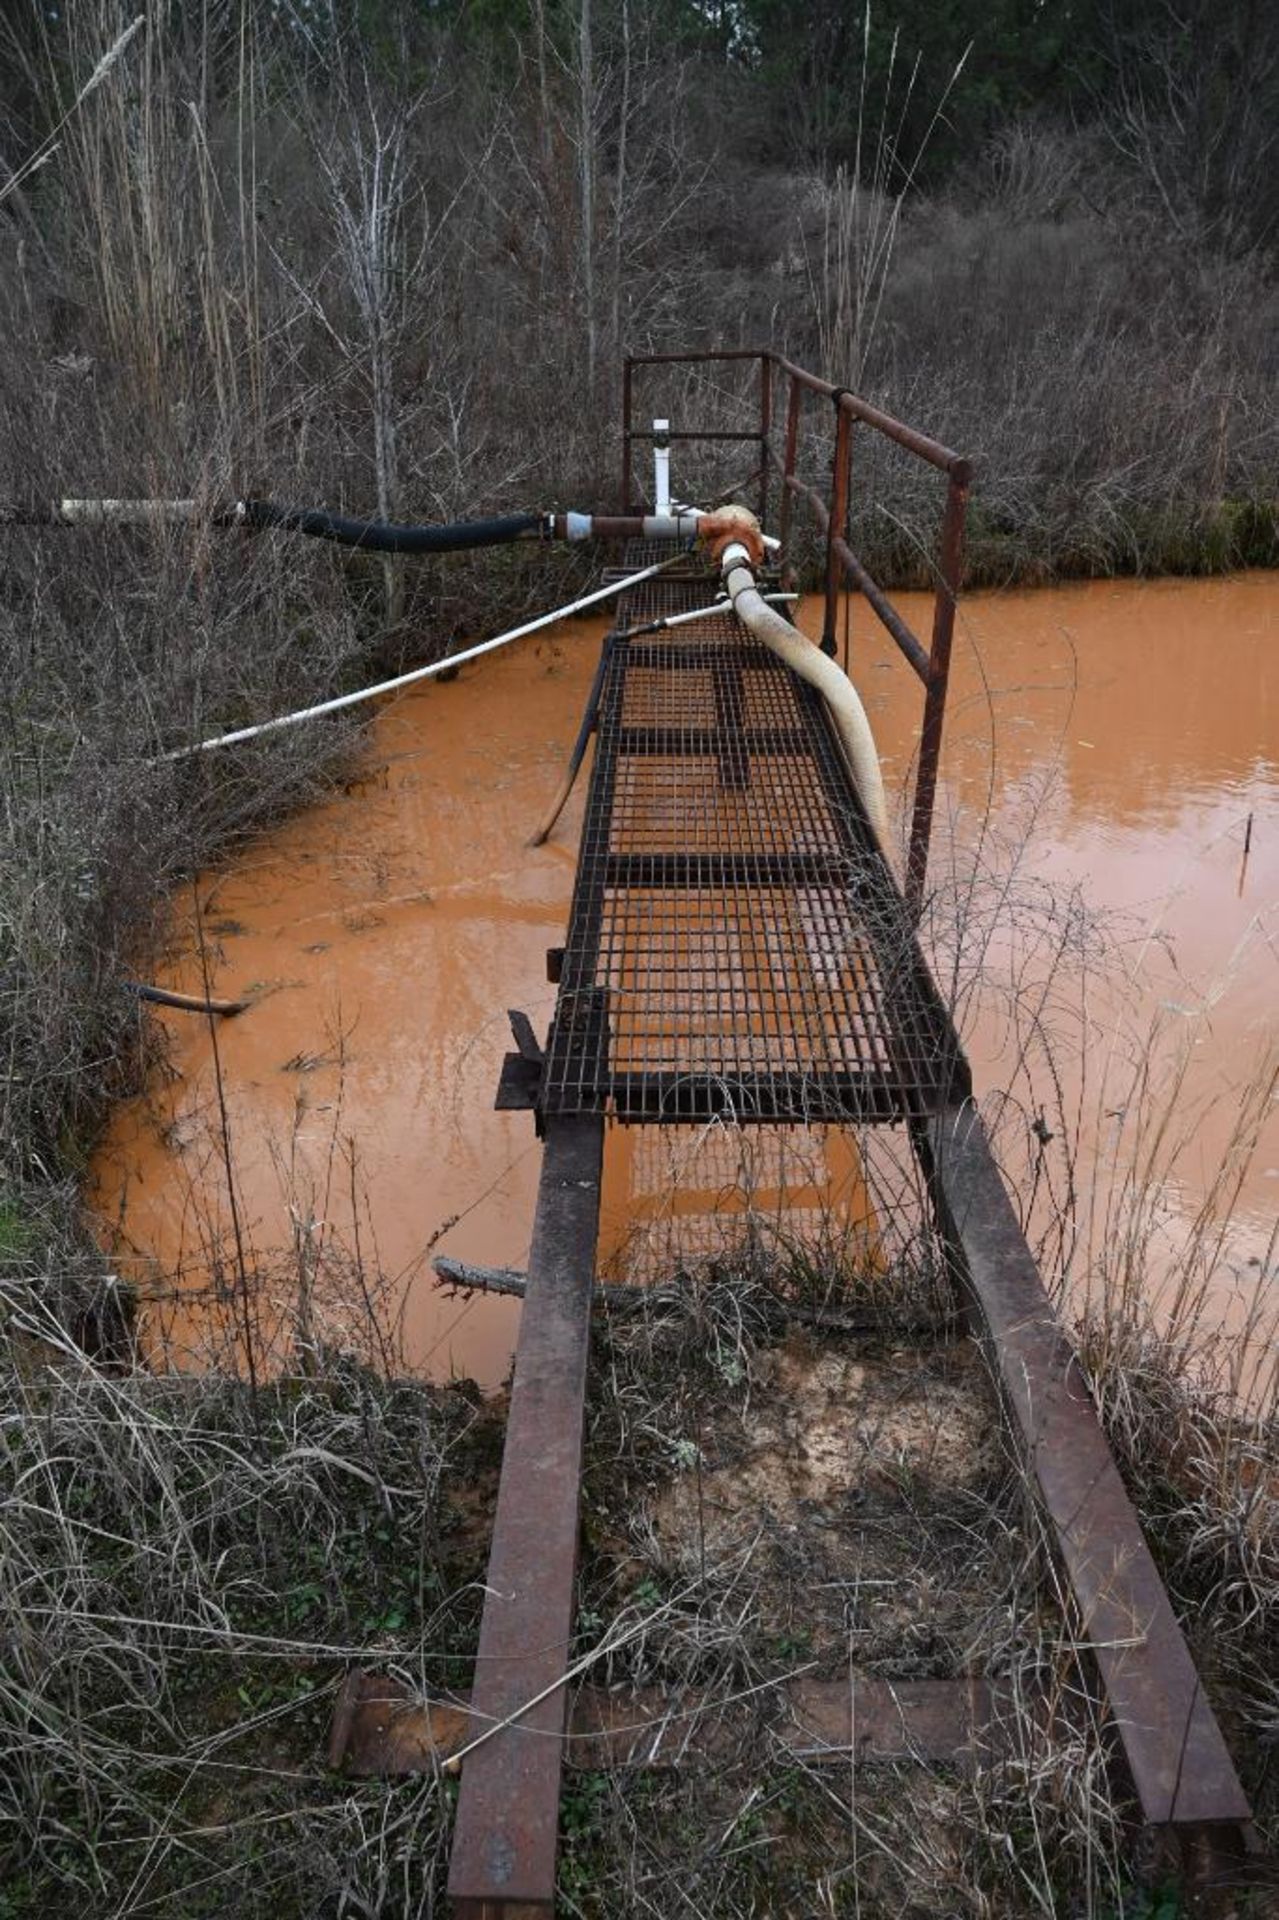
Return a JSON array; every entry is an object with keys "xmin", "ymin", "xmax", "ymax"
[{"xmin": 0, "ymin": 1268, "xmax": 1272, "ymax": 1916}]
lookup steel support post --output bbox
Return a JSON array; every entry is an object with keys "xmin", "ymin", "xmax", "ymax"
[
  {"xmin": 448, "ymin": 1114, "xmax": 606, "ymax": 1917},
  {"xmin": 822, "ymin": 401, "xmax": 851, "ymax": 657},
  {"xmin": 917, "ymin": 1101, "xmax": 1254, "ymax": 1868}
]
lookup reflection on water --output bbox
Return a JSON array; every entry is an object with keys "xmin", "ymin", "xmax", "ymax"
[{"xmin": 90, "ymin": 574, "xmax": 1277, "ymax": 1385}]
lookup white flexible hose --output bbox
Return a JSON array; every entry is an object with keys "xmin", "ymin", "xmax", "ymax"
[{"xmin": 719, "ymin": 542, "xmax": 891, "ymax": 857}]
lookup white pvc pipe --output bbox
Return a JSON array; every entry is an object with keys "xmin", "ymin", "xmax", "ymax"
[
  {"xmin": 561, "ymin": 508, "xmax": 781, "ymax": 553},
  {"xmin": 562, "ymin": 510, "xmax": 701, "ymax": 542},
  {"xmin": 57, "ymin": 498, "xmax": 204, "ymax": 524},
  {"xmin": 653, "ymin": 419, "xmax": 671, "ymax": 516},
  {"xmin": 157, "ymin": 559, "xmax": 675, "ymax": 763},
  {"xmin": 651, "ymin": 592, "xmax": 797, "ymax": 632},
  {"xmin": 719, "ymin": 540, "xmax": 891, "ymax": 857}
]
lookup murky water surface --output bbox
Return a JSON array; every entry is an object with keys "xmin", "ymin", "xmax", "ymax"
[{"xmin": 91, "ymin": 575, "xmax": 1277, "ymax": 1384}]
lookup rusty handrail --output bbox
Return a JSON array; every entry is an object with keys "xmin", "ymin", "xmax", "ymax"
[
  {"xmin": 622, "ymin": 346, "xmax": 971, "ymax": 911},
  {"xmin": 769, "ymin": 352, "xmax": 969, "ymax": 479},
  {"xmin": 624, "ymin": 347, "xmax": 969, "ymax": 478},
  {"xmin": 782, "ymin": 473, "xmax": 931, "ymax": 683}
]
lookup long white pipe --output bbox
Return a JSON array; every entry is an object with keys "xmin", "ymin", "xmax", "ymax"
[
  {"xmin": 57, "ymin": 498, "xmax": 204, "ymax": 524},
  {"xmin": 157, "ymin": 559, "xmax": 675, "ymax": 763},
  {"xmin": 561, "ymin": 510, "xmax": 780, "ymax": 552},
  {"xmin": 719, "ymin": 540, "xmax": 891, "ymax": 857},
  {"xmin": 646, "ymin": 592, "xmax": 797, "ymax": 632},
  {"xmin": 34, "ymin": 498, "xmax": 785, "ymax": 555}
]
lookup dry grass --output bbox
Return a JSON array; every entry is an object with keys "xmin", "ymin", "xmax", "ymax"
[
  {"xmin": 2, "ymin": 1111, "xmax": 1276, "ymax": 1914},
  {"xmin": 0, "ymin": 1280, "xmax": 503, "ymax": 1918}
]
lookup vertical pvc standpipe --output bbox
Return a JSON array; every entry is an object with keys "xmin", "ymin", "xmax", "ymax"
[
  {"xmin": 905, "ymin": 461, "xmax": 972, "ymax": 918},
  {"xmin": 822, "ymin": 398, "xmax": 851, "ymax": 658},
  {"xmin": 652, "ymin": 418, "xmax": 672, "ymax": 515}
]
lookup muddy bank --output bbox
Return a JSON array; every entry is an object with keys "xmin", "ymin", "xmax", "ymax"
[{"xmin": 90, "ymin": 574, "xmax": 1278, "ymax": 1383}]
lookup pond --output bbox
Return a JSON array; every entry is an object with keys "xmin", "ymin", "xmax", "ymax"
[{"xmin": 90, "ymin": 572, "xmax": 1278, "ymax": 1388}]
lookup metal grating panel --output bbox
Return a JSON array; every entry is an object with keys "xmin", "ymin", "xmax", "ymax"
[{"xmin": 541, "ymin": 552, "xmax": 965, "ymax": 1123}]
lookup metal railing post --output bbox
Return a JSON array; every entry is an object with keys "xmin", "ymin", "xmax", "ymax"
[
  {"xmin": 621, "ymin": 358, "xmax": 633, "ymax": 511},
  {"xmin": 822, "ymin": 399, "xmax": 851, "ymax": 656},
  {"xmin": 905, "ymin": 462, "xmax": 971, "ymax": 917},
  {"xmin": 777, "ymin": 375, "xmax": 802, "ymax": 559},
  {"xmin": 758, "ymin": 352, "xmax": 772, "ymax": 528}
]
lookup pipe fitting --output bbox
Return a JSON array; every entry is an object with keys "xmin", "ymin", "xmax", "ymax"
[{"xmin": 698, "ymin": 505, "xmax": 767, "ymax": 569}]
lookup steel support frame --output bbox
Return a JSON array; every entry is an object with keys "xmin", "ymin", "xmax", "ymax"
[
  {"xmin": 446, "ymin": 1098, "xmax": 1255, "ymax": 1910},
  {"xmin": 448, "ymin": 1114, "xmax": 606, "ymax": 1917},
  {"xmin": 446, "ymin": 369, "xmax": 1257, "ymax": 1905},
  {"xmin": 916, "ymin": 1101, "xmax": 1255, "ymax": 1872}
]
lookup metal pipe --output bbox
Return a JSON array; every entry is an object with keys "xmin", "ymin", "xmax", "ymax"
[
  {"xmin": 622, "ymin": 348, "xmax": 766, "ymax": 365},
  {"xmin": 769, "ymin": 354, "xmax": 968, "ymax": 475},
  {"xmin": 550, "ymin": 511, "xmax": 779, "ymax": 551},
  {"xmin": 624, "ymin": 350, "xmax": 967, "ymax": 473},
  {"xmin": 624, "ymin": 429, "xmax": 762, "ymax": 444},
  {"xmin": 158, "ymin": 557, "xmax": 680, "ymax": 762},
  {"xmin": 833, "ymin": 537, "xmax": 930, "ymax": 682},
  {"xmin": 632, "ymin": 592, "xmax": 797, "ymax": 634},
  {"xmin": 126, "ymin": 981, "xmax": 247, "ymax": 1017}
]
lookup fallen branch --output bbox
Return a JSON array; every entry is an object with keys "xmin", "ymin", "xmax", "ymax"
[{"xmin": 432, "ymin": 1256, "xmax": 945, "ymax": 1338}]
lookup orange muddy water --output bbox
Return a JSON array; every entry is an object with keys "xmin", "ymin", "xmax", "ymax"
[{"xmin": 91, "ymin": 574, "xmax": 1277, "ymax": 1386}]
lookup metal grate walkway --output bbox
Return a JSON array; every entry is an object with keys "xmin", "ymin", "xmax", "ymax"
[{"xmin": 540, "ymin": 550, "xmax": 966, "ymax": 1124}]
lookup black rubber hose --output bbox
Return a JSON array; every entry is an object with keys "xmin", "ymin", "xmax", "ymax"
[{"xmin": 237, "ymin": 501, "xmax": 542, "ymax": 553}]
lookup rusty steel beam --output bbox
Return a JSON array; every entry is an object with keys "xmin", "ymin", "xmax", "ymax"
[
  {"xmin": 623, "ymin": 347, "xmax": 767, "ymax": 365},
  {"xmin": 447, "ymin": 1114, "xmax": 606, "ymax": 1918},
  {"xmin": 918, "ymin": 1101, "xmax": 1255, "ymax": 1866},
  {"xmin": 784, "ymin": 469, "xmax": 830, "ymax": 529}
]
